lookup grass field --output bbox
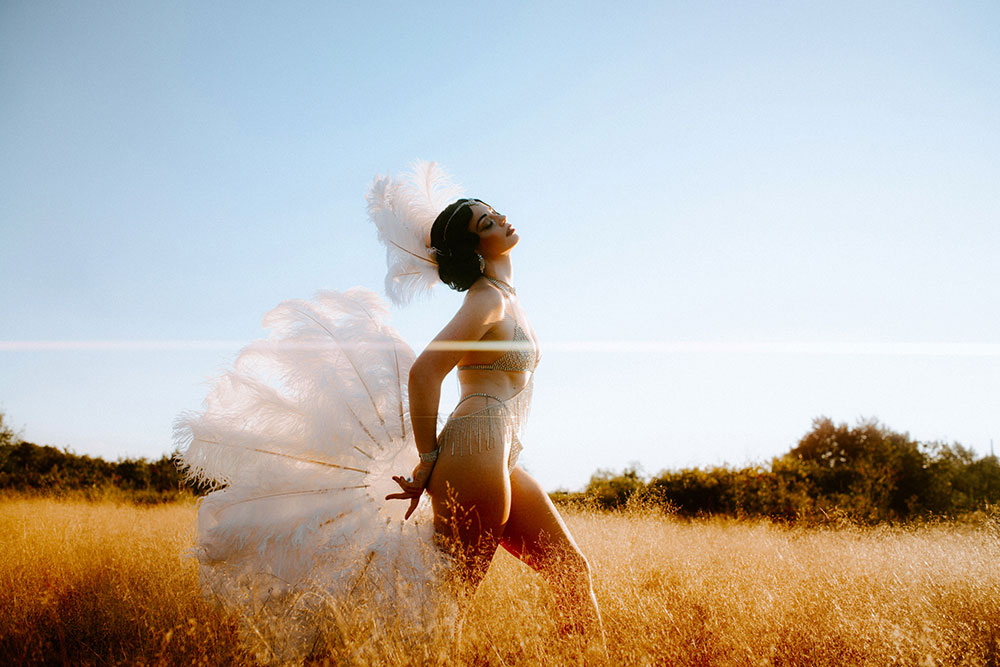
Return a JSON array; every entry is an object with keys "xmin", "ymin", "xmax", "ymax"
[{"xmin": 1, "ymin": 496, "xmax": 998, "ymax": 665}]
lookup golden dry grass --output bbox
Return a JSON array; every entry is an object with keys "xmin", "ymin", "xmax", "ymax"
[
  {"xmin": 1, "ymin": 497, "xmax": 998, "ymax": 666},
  {"xmin": 0, "ymin": 496, "xmax": 242, "ymax": 665}
]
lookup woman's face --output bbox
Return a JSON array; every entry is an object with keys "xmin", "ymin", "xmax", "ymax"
[{"xmin": 467, "ymin": 201, "xmax": 518, "ymax": 258}]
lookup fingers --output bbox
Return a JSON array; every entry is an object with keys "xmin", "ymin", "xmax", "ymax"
[
  {"xmin": 392, "ymin": 476, "xmax": 428, "ymax": 493},
  {"xmin": 403, "ymin": 497, "xmax": 419, "ymax": 520},
  {"xmin": 390, "ymin": 476, "xmax": 423, "ymax": 494},
  {"xmin": 394, "ymin": 472, "xmax": 428, "ymax": 485},
  {"xmin": 385, "ymin": 471, "xmax": 430, "ymax": 518},
  {"xmin": 385, "ymin": 487, "xmax": 421, "ymax": 499},
  {"xmin": 385, "ymin": 476, "xmax": 425, "ymax": 502}
]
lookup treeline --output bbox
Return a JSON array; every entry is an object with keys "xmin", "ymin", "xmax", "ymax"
[
  {"xmin": 0, "ymin": 441, "xmax": 199, "ymax": 502},
  {"xmin": 4, "ymin": 412, "xmax": 999, "ymax": 520},
  {"xmin": 556, "ymin": 417, "xmax": 1000, "ymax": 522},
  {"xmin": 0, "ymin": 413, "xmax": 201, "ymax": 502}
]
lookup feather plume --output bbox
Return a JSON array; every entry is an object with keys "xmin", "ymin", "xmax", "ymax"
[
  {"xmin": 174, "ymin": 289, "xmax": 450, "ymax": 662},
  {"xmin": 366, "ymin": 161, "xmax": 464, "ymax": 307}
]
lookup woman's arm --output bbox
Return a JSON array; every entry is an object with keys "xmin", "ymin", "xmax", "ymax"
[
  {"xmin": 410, "ymin": 285, "xmax": 505, "ymax": 452},
  {"xmin": 386, "ymin": 285, "xmax": 505, "ymax": 518}
]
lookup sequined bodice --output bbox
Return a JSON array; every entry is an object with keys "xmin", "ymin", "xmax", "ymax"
[{"xmin": 457, "ymin": 319, "xmax": 538, "ymax": 372}]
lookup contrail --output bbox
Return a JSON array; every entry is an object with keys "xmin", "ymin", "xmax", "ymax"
[{"xmin": 2, "ymin": 340, "xmax": 999, "ymax": 356}]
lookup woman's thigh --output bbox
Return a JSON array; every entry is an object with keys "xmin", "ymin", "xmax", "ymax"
[
  {"xmin": 500, "ymin": 466, "xmax": 586, "ymax": 570},
  {"xmin": 427, "ymin": 456, "xmax": 511, "ymax": 581}
]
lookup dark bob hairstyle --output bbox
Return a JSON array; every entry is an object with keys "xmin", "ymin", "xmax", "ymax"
[{"xmin": 429, "ymin": 198, "xmax": 487, "ymax": 292}]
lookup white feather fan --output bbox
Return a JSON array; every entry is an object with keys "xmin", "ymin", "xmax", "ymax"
[{"xmin": 175, "ymin": 288, "xmax": 450, "ymax": 663}]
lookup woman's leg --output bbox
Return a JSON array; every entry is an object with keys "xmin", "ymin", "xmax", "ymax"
[
  {"xmin": 500, "ymin": 467, "xmax": 605, "ymax": 645},
  {"xmin": 427, "ymin": 447, "xmax": 511, "ymax": 590},
  {"xmin": 427, "ymin": 466, "xmax": 508, "ymax": 649},
  {"xmin": 431, "ymin": 481, "xmax": 501, "ymax": 589}
]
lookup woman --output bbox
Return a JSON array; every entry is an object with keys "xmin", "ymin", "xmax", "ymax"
[
  {"xmin": 385, "ymin": 198, "xmax": 605, "ymax": 641},
  {"xmin": 177, "ymin": 164, "xmax": 603, "ymax": 660}
]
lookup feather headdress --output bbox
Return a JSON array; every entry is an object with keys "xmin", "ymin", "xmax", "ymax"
[{"xmin": 366, "ymin": 161, "xmax": 465, "ymax": 307}]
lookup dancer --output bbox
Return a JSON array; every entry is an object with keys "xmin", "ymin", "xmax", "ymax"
[
  {"xmin": 176, "ymin": 162, "xmax": 603, "ymax": 660},
  {"xmin": 382, "ymin": 193, "xmax": 604, "ymax": 643}
]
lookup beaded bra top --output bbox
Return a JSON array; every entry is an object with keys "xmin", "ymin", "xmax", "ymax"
[
  {"xmin": 457, "ymin": 320, "xmax": 537, "ymax": 372},
  {"xmin": 457, "ymin": 278, "xmax": 538, "ymax": 373}
]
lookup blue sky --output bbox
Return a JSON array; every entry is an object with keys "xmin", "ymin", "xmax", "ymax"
[{"xmin": 2, "ymin": 1, "xmax": 998, "ymax": 491}]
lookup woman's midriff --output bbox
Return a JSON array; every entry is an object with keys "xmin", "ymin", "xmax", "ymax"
[{"xmin": 451, "ymin": 369, "xmax": 530, "ymax": 417}]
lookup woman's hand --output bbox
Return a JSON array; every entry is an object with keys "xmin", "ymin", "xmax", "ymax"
[{"xmin": 385, "ymin": 460, "xmax": 435, "ymax": 520}]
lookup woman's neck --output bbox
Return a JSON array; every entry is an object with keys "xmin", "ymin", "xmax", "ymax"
[{"xmin": 483, "ymin": 255, "xmax": 513, "ymax": 287}]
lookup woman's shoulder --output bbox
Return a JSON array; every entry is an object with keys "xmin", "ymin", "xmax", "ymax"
[{"xmin": 460, "ymin": 278, "xmax": 506, "ymax": 319}]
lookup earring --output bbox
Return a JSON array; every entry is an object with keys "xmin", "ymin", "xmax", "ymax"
[{"xmin": 478, "ymin": 254, "xmax": 486, "ymax": 272}]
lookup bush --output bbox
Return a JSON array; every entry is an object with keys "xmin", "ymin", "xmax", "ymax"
[{"xmin": 557, "ymin": 417, "xmax": 1000, "ymax": 523}]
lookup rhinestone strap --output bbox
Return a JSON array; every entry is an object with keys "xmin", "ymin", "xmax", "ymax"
[{"xmin": 483, "ymin": 275, "xmax": 516, "ymax": 297}]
